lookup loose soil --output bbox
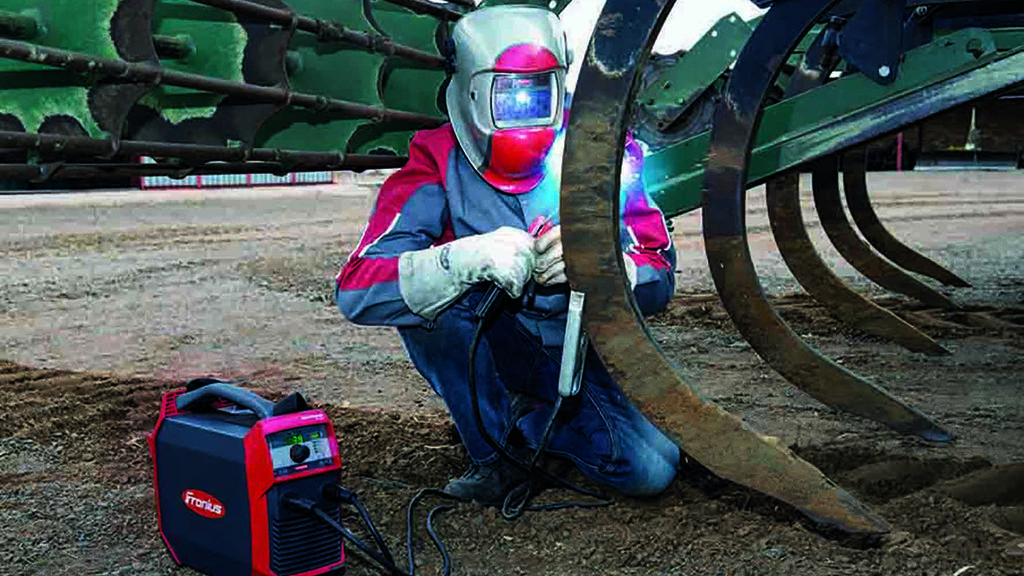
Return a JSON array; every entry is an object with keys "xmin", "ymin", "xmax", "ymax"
[{"xmin": 1, "ymin": 172, "xmax": 1023, "ymax": 575}]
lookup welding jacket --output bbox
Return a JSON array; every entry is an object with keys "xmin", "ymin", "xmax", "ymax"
[{"xmin": 336, "ymin": 123, "xmax": 676, "ymax": 347}]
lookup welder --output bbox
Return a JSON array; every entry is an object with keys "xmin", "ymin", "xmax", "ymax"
[{"xmin": 335, "ymin": 5, "xmax": 680, "ymax": 506}]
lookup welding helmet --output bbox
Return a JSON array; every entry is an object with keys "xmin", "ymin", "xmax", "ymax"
[{"xmin": 446, "ymin": 6, "xmax": 569, "ymax": 194}]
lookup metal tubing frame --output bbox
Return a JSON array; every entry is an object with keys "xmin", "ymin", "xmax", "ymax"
[
  {"xmin": 766, "ymin": 172, "xmax": 949, "ymax": 355},
  {"xmin": 562, "ymin": 0, "xmax": 890, "ymax": 534},
  {"xmin": 842, "ymin": 150, "xmax": 973, "ymax": 287},
  {"xmin": 0, "ymin": 39, "xmax": 446, "ymax": 129},
  {"xmin": 379, "ymin": 0, "xmax": 464, "ymax": 21},
  {"xmin": 702, "ymin": 0, "xmax": 953, "ymax": 443},
  {"xmin": 0, "ymin": 158, "xmax": 403, "ymax": 185},
  {"xmin": 0, "ymin": 130, "xmax": 406, "ymax": 171},
  {"xmin": 185, "ymin": 0, "xmax": 447, "ymax": 69},
  {"xmin": 646, "ymin": 31, "xmax": 1024, "ymax": 219},
  {"xmin": 812, "ymin": 158, "xmax": 960, "ymax": 309}
]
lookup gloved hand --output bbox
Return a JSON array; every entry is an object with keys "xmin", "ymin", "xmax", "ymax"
[
  {"xmin": 399, "ymin": 227, "xmax": 536, "ymax": 320},
  {"xmin": 534, "ymin": 225, "xmax": 639, "ymax": 289},
  {"xmin": 534, "ymin": 225, "xmax": 566, "ymax": 286}
]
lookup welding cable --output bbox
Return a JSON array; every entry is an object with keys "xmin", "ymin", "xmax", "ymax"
[
  {"xmin": 283, "ymin": 494, "xmax": 406, "ymax": 576},
  {"xmin": 405, "ymin": 488, "xmax": 459, "ymax": 575},
  {"xmin": 501, "ymin": 393, "xmax": 565, "ymax": 520},
  {"xmin": 320, "ymin": 484, "xmax": 461, "ymax": 576},
  {"xmin": 323, "ymin": 484, "xmax": 396, "ymax": 566},
  {"xmin": 467, "ymin": 285, "xmax": 613, "ymax": 518}
]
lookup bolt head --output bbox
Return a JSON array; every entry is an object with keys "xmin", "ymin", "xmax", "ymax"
[{"xmin": 878, "ymin": 65, "xmax": 891, "ymax": 78}]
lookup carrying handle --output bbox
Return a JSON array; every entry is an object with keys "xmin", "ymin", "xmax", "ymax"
[{"xmin": 175, "ymin": 382, "xmax": 275, "ymax": 420}]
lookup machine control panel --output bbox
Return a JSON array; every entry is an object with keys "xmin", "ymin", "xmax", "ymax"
[{"xmin": 267, "ymin": 424, "xmax": 335, "ymax": 477}]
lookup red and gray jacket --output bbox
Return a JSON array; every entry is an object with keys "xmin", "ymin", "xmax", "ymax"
[{"xmin": 336, "ymin": 123, "xmax": 676, "ymax": 347}]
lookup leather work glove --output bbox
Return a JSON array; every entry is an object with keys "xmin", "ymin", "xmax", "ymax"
[
  {"xmin": 399, "ymin": 227, "xmax": 536, "ymax": 320},
  {"xmin": 533, "ymin": 225, "xmax": 638, "ymax": 288}
]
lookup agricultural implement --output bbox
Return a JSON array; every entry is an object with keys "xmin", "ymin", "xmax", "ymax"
[{"xmin": 2, "ymin": 0, "xmax": 1022, "ymax": 534}]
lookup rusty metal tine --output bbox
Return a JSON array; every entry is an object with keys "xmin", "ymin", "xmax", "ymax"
[
  {"xmin": 766, "ymin": 172, "xmax": 950, "ymax": 355},
  {"xmin": 812, "ymin": 158, "xmax": 960, "ymax": 309},
  {"xmin": 703, "ymin": 0, "xmax": 954, "ymax": 445},
  {"xmin": 564, "ymin": 0, "xmax": 891, "ymax": 534},
  {"xmin": 842, "ymin": 150, "xmax": 973, "ymax": 288},
  {"xmin": 759, "ymin": 19, "xmax": 948, "ymax": 356}
]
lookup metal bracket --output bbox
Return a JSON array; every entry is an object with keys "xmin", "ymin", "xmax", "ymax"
[{"xmin": 839, "ymin": 0, "xmax": 906, "ymax": 85}]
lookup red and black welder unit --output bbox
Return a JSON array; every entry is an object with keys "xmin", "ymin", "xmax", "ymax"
[{"xmin": 148, "ymin": 382, "xmax": 345, "ymax": 576}]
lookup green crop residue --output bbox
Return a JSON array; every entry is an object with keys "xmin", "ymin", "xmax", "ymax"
[
  {"xmin": 0, "ymin": 0, "xmax": 119, "ymax": 136},
  {"xmin": 138, "ymin": 0, "xmax": 247, "ymax": 124}
]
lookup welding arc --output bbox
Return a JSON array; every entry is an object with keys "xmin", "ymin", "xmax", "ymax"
[
  {"xmin": 766, "ymin": 171, "xmax": 950, "ymax": 356},
  {"xmin": 842, "ymin": 150, "xmax": 972, "ymax": 288},
  {"xmin": 562, "ymin": 0, "xmax": 890, "ymax": 534},
  {"xmin": 812, "ymin": 156, "xmax": 960, "ymax": 310}
]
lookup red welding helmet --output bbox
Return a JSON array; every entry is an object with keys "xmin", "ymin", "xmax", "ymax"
[{"xmin": 446, "ymin": 6, "xmax": 570, "ymax": 194}]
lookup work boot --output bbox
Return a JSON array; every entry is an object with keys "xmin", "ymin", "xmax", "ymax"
[{"xmin": 443, "ymin": 457, "xmax": 530, "ymax": 506}]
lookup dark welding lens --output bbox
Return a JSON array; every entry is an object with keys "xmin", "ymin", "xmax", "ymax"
[{"xmin": 492, "ymin": 72, "xmax": 557, "ymax": 128}]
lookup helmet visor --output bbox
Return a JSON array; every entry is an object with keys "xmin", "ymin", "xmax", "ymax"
[{"xmin": 491, "ymin": 72, "xmax": 558, "ymax": 129}]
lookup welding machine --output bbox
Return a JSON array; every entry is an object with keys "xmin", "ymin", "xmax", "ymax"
[{"xmin": 148, "ymin": 381, "xmax": 345, "ymax": 576}]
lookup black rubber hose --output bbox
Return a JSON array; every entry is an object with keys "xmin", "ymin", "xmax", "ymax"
[
  {"xmin": 284, "ymin": 495, "xmax": 406, "ymax": 576},
  {"xmin": 467, "ymin": 286, "xmax": 612, "ymax": 513}
]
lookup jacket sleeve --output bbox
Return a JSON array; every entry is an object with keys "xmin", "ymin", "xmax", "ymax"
[
  {"xmin": 335, "ymin": 131, "xmax": 451, "ymax": 327},
  {"xmin": 620, "ymin": 136, "xmax": 677, "ymax": 316}
]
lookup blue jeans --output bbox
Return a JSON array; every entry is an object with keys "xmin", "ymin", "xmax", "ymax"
[{"xmin": 398, "ymin": 290, "xmax": 680, "ymax": 497}]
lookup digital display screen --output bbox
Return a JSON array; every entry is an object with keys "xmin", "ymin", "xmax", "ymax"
[
  {"xmin": 267, "ymin": 424, "xmax": 334, "ymax": 477},
  {"xmin": 492, "ymin": 73, "xmax": 556, "ymax": 128}
]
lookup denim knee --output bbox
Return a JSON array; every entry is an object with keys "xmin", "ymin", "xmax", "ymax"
[{"xmin": 618, "ymin": 440, "xmax": 680, "ymax": 497}]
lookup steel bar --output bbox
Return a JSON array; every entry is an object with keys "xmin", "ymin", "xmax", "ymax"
[
  {"xmin": 842, "ymin": 151, "xmax": 973, "ymax": 288},
  {"xmin": 562, "ymin": 0, "xmax": 890, "ymax": 534},
  {"xmin": 185, "ymin": 0, "xmax": 447, "ymax": 69},
  {"xmin": 0, "ymin": 39, "xmax": 446, "ymax": 129},
  {"xmin": 703, "ymin": 0, "xmax": 953, "ymax": 445},
  {"xmin": 0, "ymin": 158, "xmax": 405, "ymax": 184},
  {"xmin": 766, "ymin": 172, "xmax": 949, "ymax": 355},
  {"xmin": 380, "ymin": 0, "xmax": 464, "ymax": 21},
  {"xmin": 812, "ymin": 159, "xmax": 960, "ymax": 309},
  {"xmin": 0, "ymin": 130, "xmax": 407, "ymax": 170}
]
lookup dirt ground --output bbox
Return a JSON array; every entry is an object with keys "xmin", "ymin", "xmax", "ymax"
[{"xmin": 1, "ymin": 171, "xmax": 1023, "ymax": 576}]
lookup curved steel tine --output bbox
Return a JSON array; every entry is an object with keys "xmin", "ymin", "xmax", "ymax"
[
  {"xmin": 767, "ymin": 172, "xmax": 950, "ymax": 355},
  {"xmin": 564, "ymin": 0, "xmax": 890, "ymax": 534},
  {"xmin": 842, "ymin": 150, "xmax": 972, "ymax": 288},
  {"xmin": 703, "ymin": 0, "xmax": 954, "ymax": 444},
  {"xmin": 812, "ymin": 157, "xmax": 960, "ymax": 309}
]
